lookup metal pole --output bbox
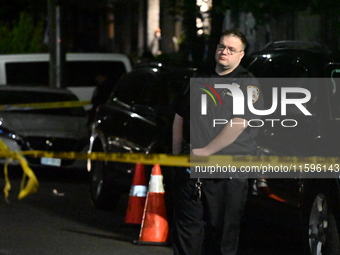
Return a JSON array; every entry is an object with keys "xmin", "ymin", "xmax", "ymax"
[
  {"xmin": 48, "ymin": 0, "xmax": 65, "ymax": 88},
  {"xmin": 55, "ymin": 3, "xmax": 63, "ymax": 88}
]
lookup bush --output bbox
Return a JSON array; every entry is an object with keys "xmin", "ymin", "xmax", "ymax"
[{"xmin": 0, "ymin": 12, "xmax": 47, "ymax": 54}]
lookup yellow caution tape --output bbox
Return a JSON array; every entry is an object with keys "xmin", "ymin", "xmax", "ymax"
[
  {"xmin": 0, "ymin": 139, "xmax": 39, "ymax": 201},
  {"xmin": 16, "ymin": 151, "xmax": 39, "ymax": 200},
  {"xmin": 3, "ymin": 158, "xmax": 12, "ymax": 203},
  {"xmin": 190, "ymin": 154, "xmax": 340, "ymax": 168},
  {"xmin": 1, "ymin": 141, "xmax": 340, "ymax": 200},
  {"xmin": 0, "ymin": 100, "xmax": 91, "ymax": 111},
  {"xmin": 20, "ymin": 150, "xmax": 340, "ymax": 168},
  {"xmin": 22, "ymin": 151, "xmax": 191, "ymax": 167}
]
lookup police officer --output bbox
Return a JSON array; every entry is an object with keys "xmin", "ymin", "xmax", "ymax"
[{"xmin": 172, "ymin": 28, "xmax": 264, "ymax": 255}]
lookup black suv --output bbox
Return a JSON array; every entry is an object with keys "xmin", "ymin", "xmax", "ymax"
[
  {"xmin": 87, "ymin": 62, "xmax": 195, "ymax": 210},
  {"xmin": 245, "ymin": 41, "xmax": 340, "ymax": 254}
]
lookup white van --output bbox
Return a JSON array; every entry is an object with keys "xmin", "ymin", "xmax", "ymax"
[{"xmin": 0, "ymin": 53, "xmax": 132, "ymax": 102}]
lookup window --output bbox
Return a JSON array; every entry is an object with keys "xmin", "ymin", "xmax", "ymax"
[
  {"xmin": 5, "ymin": 61, "xmax": 127, "ymax": 87},
  {"xmin": 112, "ymin": 69, "xmax": 168, "ymax": 107},
  {"xmin": 247, "ymin": 55, "xmax": 309, "ymax": 78},
  {"xmin": 6, "ymin": 62, "xmax": 49, "ymax": 85}
]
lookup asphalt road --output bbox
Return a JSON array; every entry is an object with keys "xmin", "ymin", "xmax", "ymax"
[{"xmin": 0, "ymin": 166, "xmax": 302, "ymax": 255}]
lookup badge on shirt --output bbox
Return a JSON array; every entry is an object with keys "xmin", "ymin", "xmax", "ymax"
[{"xmin": 247, "ymin": 85, "xmax": 260, "ymax": 103}]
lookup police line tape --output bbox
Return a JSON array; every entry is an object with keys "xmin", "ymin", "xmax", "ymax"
[
  {"xmin": 2, "ymin": 148, "xmax": 340, "ymax": 201},
  {"xmin": 18, "ymin": 150, "xmax": 340, "ymax": 168},
  {"xmin": 0, "ymin": 101, "xmax": 91, "ymax": 111},
  {"xmin": 0, "ymin": 141, "xmax": 38, "ymax": 201}
]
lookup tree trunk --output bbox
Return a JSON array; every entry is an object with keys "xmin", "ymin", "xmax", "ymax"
[{"xmin": 205, "ymin": 0, "xmax": 224, "ymax": 70}]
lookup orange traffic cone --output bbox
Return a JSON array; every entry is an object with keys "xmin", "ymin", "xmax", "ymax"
[
  {"xmin": 134, "ymin": 164, "xmax": 169, "ymax": 245},
  {"xmin": 125, "ymin": 163, "xmax": 148, "ymax": 224},
  {"xmin": 257, "ymin": 178, "xmax": 286, "ymax": 203}
]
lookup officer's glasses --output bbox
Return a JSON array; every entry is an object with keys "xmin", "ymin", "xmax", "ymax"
[{"xmin": 217, "ymin": 44, "xmax": 243, "ymax": 55}]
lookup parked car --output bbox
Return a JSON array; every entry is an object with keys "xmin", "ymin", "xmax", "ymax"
[
  {"xmin": 244, "ymin": 40, "xmax": 332, "ymax": 77},
  {"xmin": 0, "ymin": 53, "xmax": 132, "ymax": 104},
  {"xmin": 87, "ymin": 62, "xmax": 195, "ymax": 210},
  {"xmin": 0, "ymin": 86, "xmax": 88, "ymax": 168},
  {"xmin": 245, "ymin": 41, "xmax": 340, "ymax": 254}
]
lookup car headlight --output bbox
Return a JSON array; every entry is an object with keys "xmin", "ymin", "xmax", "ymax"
[{"xmin": 0, "ymin": 128, "xmax": 28, "ymax": 151}]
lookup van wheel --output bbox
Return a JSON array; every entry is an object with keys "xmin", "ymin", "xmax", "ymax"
[
  {"xmin": 302, "ymin": 193, "xmax": 340, "ymax": 255},
  {"xmin": 89, "ymin": 153, "xmax": 121, "ymax": 211}
]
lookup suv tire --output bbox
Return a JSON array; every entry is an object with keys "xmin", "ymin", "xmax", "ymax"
[
  {"xmin": 89, "ymin": 144, "xmax": 121, "ymax": 210},
  {"xmin": 302, "ymin": 192, "xmax": 340, "ymax": 255}
]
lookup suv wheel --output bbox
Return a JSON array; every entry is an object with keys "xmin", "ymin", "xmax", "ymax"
[
  {"xmin": 302, "ymin": 193, "xmax": 340, "ymax": 255},
  {"xmin": 89, "ymin": 146, "xmax": 121, "ymax": 210}
]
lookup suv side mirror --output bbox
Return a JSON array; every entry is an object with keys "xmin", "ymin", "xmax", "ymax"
[{"xmin": 324, "ymin": 63, "xmax": 340, "ymax": 119}]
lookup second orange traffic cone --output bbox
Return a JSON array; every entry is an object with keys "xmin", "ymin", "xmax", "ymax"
[
  {"xmin": 135, "ymin": 164, "xmax": 169, "ymax": 245},
  {"xmin": 125, "ymin": 163, "xmax": 147, "ymax": 224}
]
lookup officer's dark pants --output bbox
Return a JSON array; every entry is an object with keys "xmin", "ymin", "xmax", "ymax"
[{"xmin": 172, "ymin": 170, "xmax": 248, "ymax": 255}]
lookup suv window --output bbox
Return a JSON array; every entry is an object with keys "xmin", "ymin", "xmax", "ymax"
[
  {"xmin": 6, "ymin": 61, "xmax": 127, "ymax": 87},
  {"xmin": 112, "ymin": 69, "xmax": 168, "ymax": 107},
  {"xmin": 247, "ymin": 54, "xmax": 309, "ymax": 78}
]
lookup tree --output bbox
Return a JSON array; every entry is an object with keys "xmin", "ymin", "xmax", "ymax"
[
  {"xmin": 0, "ymin": 12, "xmax": 47, "ymax": 54},
  {"xmin": 311, "ymin": 0, "xmax": 339, "ymax": 54}
]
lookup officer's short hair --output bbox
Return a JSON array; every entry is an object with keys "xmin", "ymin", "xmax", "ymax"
[{"xmin": 221, "ymin": 29, "xmax": 247, "ymax": 50}]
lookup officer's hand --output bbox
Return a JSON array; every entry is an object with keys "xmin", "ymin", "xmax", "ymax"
[{"xmin": 192, "ymin": 148, "xmax": 210, "ymax": 157}]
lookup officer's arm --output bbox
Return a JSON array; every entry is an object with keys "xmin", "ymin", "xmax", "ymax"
[
  {"xmin": 172, "ymin": 113, "xmax": 183, "ymax": 155},
  {"xmin": 192, "ymin": 117, "xmax": 248, "ymax": 156}
]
